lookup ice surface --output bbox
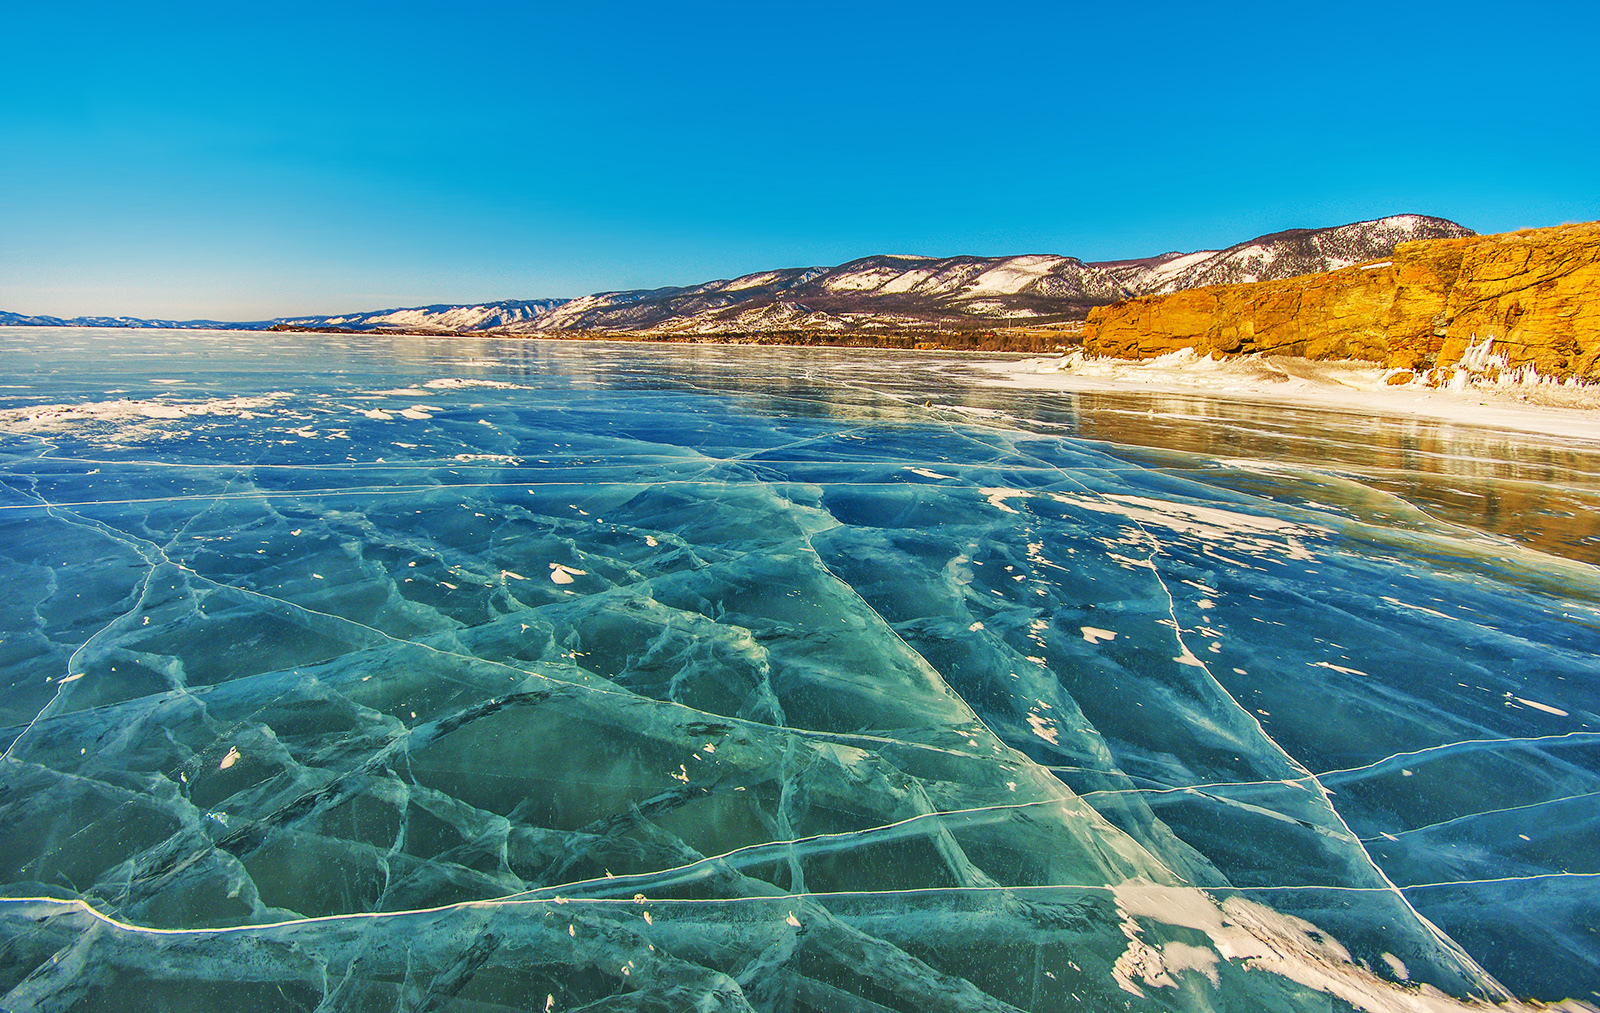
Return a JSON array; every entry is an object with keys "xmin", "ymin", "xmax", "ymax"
[{"xmin": 1, "ymin": 329, "xmax": 1598, "ymax": 1010}]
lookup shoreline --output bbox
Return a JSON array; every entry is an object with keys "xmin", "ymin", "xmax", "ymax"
[
  {"xmin": 9, "ymin": 323, "xmax": 1600, "ymax": 444},
  {"xmin": 0, "ymin": 321, "xmax": 1075, "ymax": 355},
  {"xmin": 961, "ymin": 350, "xmax": 1600, "ymax": 444}
]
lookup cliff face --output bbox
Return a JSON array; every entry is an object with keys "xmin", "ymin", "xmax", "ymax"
[{"xmin": 1083, "ymin": 221, "xmax": 1600, "ymax": 379}]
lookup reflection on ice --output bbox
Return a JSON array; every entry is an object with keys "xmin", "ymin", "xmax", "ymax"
[{"xmin": 0, "ymin": 329, "xmax": 1597, "ymax": 1010}]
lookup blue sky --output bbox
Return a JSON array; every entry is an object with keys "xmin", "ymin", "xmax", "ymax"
[{"xmin": 3, "ymin": 1, "xmax": 1596, "ymax": 319}]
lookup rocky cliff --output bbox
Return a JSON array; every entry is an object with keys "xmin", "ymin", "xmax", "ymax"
[{"xmin": 1083, "ymin": 221, "xmax": 1600, "ymax": 380}]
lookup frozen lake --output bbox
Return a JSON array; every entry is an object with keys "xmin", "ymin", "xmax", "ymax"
[{"xmin": 1, "ymin": 329, "xmax": 1597, "ymax": 1011}]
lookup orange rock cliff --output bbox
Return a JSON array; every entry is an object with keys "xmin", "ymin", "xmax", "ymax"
[{"xmin": 1083, "ymin": 221, "xmax": 1600, "ymax": 379}]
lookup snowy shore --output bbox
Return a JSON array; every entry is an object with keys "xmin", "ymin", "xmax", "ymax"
[{"xmin": 971, "ymin": 348, "xmax": 1600, "ymax": 443}]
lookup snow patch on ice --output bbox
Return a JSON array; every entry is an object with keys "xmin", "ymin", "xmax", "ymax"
[
  {"xmin": 0, "ymin": 393, "xmax": 295, "ymax": 439},
  {"xmin": 978, "ymin": 349, "xmax": 1600, "ymax": 441},
  {"xmin": 980, "ymin": 488, "xmax": 1029, "ymax": 514},
  {"xmin": 1026, "ymin": 710, "xmax": 1061, "ymax": 746},
  {"xmin": 421, "ymin": 378, "xmax": 535, "ymax": 390},
  {"xmin": 1049, "ymin": 491, "xmax": 1329, "ymax": 562},
  {"xmin": 1310, "ymin": 661, "xmax": 1369, "ymax": 677},
  {"xmin": 1513, "ymin": 697, "xmax": 1569, "ymax": 717},
  {"xmin": 1381, "ymin": 596, "xmax": 1456, "ymax": 621},
  {"xmin": 1111, "ymin": 883, "xmax": 1495, "ymax": 1013},
  {"xmin": 549, "ymin": 563, "xmax": 587, "ymax": 585}
]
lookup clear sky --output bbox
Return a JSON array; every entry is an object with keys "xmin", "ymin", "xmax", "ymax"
[{"xmin": 3, "ymin": 1, "xmax": 1596, "ymax": 320}]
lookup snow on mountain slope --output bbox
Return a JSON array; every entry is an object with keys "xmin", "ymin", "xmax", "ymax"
[
  {"xmin": 0, "ymin": 301, "xmax": 570, "ymax": 333},
  {"xmin": 1098, "ymin": 250, "xmax": 1216, "ymax": 292},
  {"xmin": 513, "ymin": 253, "xmax": 1131, "ymax": 333},
  {"xmin": 0, "ymin": 311, "xmax": 255, "ymax": 329},
  {"xmin": 275, "ymin": 299, "xmax": 568, "ymax": 332},
  {"xmin": 1, "ymin": 215, "xmax": 1475, "ymax": 336},
  {"xmin": 513, "ymin": 217, "xmax": 1469, "ymax": 334},
  {"xmin": 1112, "ymin": 215, "xmax": 1473, "ymax": 295},
  {"xmin": 822, "ymin": 263, "xmax": 913, "ymax": 292}
]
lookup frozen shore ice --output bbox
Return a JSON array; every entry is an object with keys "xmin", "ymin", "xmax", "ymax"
[{"xmin": 975, "ymin": 348, "xmax": 1600, "ymax": 443}]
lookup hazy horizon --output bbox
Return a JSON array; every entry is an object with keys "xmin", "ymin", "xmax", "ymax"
[{"xmin": 4, "ymin": 0, "xmax": 1597, "ymax": 320}]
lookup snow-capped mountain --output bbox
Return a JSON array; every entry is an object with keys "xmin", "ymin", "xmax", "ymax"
[
  {"xmin": 1096, "ymin": 214, "xmax": 1474, "ymax": 295},
  {"xmin": 272, "ymin": 299, "xmax": 568, "ymax": 333},
  {"xmin": 515, "ymin": 215, "xmax": 1473, "ymax": 334},
  {"xmin": 521, "ymin": 253, "xmax": 1133, "ymax": 333},
  {"xmin": 1, "ymin": 216, "xmax": 1474, "ymax": 336},
  {"xmin": 0, "ymin": 300, "xmax": 570, "ymax": 333},
  {"xmin": 0, "ymin": 311, "xmax": 249, "ymax": 329}
]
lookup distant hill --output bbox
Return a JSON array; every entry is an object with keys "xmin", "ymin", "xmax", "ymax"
[
  {"xmin": 271, "ymin": 299, "xmax": 569, "ymax": 333},
  {"xmin": 521, "ymin": 216, "xmax": 1473, "ymax": 334},
  {"xmin": 1093, "ymin": 215, "xmax": 1475, "ymax": 295},
  {"xmin": 0, "ymin": 299, "xmax": 569, "ymax": 334},
  {"xmin": 0, "ymin": 311, "xmax": 251, "ymax": 329},
  {"xmin": 521, "ymin": 253, "xmax": 1128, "ymax": 333},
  {"xmin": 2, "ymin": 215, "xmax": 1473, "ymax": 335}
]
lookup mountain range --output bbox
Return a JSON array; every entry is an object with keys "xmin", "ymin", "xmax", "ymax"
[{"xmin": 1, "ymin": 215, "xmax": 1473, "ymax": 336}]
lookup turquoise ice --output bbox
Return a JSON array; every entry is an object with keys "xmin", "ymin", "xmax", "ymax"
[{"xmin": 1, "ymin": 330, "xmax": 1596, "ymax": 1011}]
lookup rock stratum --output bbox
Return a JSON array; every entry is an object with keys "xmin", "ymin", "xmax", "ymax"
[{"xmin": 1084, "ymin": 220, "xmax": 1600, "ymax": 380}]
